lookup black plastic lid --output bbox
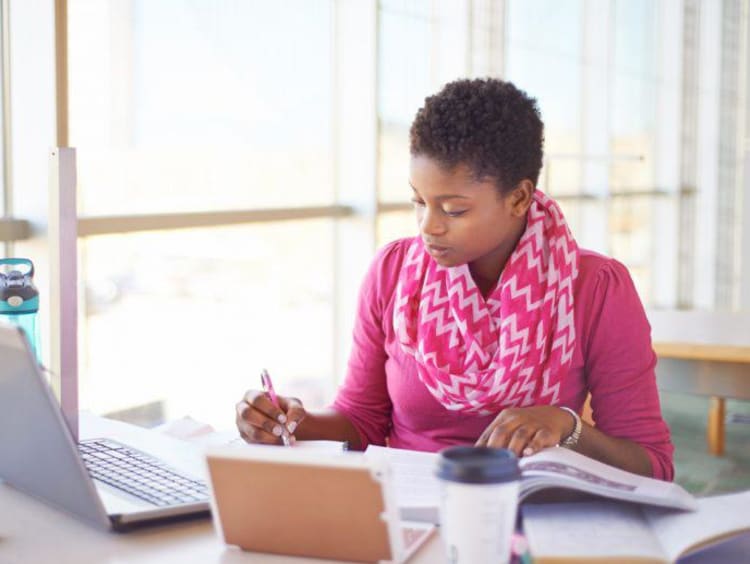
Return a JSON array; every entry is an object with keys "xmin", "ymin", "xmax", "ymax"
[
  {"xmin": 0, "ymin": 270, "xmax": 39, "ymax": 301},
  {"xmin": 436, "ymin": 446, "xmax": 520, "ymax": 484}
]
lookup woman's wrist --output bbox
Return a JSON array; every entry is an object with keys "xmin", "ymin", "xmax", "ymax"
[
  {"xmin": 295, "ymin": 410, "xmax": 362, "ymax": 447},
  {"xmin": 558, "ymin": 406, "xmax": 582, "ymax": 448}
]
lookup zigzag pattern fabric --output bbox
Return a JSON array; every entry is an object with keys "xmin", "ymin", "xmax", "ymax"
[{"xmin": 393, "ymin": 191, "xmax": 580, "ymax": 415}]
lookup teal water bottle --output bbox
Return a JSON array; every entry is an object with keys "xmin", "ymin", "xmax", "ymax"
[{"xmin": 0, "ymin": 258, "xmax": 41, "ymax": 363}]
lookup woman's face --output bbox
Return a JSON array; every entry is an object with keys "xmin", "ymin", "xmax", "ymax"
[{"xmin": 409, "ymin": 155, "xmax": 531, "ymax": 280}]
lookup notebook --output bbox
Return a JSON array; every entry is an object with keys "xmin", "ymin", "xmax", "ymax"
[
  {"xmin": 206, "ymin": 444, "xmax": 435, "ymax": 563},
  {"xmin": 0, "ymin": 324, "xmax": 210, "ymax": 530}
]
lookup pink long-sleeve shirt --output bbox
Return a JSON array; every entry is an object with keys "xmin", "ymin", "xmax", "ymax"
[{"xmin": 332, "ymin": 238, "xmax": 674, "ymax": 480}]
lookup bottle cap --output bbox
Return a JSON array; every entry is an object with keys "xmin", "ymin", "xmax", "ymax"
[{"xmin": 0, "ymin": 259, "xmax": 39, "ymax": 314}]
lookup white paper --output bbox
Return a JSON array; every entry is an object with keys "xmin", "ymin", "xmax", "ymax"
[
  {"xmin": 522, "ymin": 501, "xmax": 666, "ymax": 561},
  {"xmin": 523, "ymin": 492, "xmax": 750, "ymax": 562},
  {"xmin": 645, "ymin": 490, "xmax": 750, "ymax": 562},
  {"xmin": 364, "ymin": 445, "xmax": 441, "ymax": 523},
  {"xmin": 154, "ymin": 415, "xmax": 216, "ymax": 440},
  {"xmin": 156, "ymin": 419, "xmax": 345, "ymax": 452}
]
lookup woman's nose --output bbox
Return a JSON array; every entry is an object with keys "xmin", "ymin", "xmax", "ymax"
[{"xmin": 419, "ymin": 207, "xmax": 447, "ymax": 236}]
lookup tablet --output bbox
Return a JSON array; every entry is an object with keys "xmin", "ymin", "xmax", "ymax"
[{"xmin": 205, "ymin": 445, "xmax": 434, "ymax": 563}]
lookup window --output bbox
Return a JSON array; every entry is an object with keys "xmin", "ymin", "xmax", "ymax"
[
  {"xmin": 377, "ymin": 0, "xmax": 470, "ymax": 240},
  {"xmin": 69, "ymin": 1, "xmax": 334, "ymax": 215},
  {"xmin": 506, "ymin": 0, "xmax": 681, "ymax": 306},
  {"xmin": 81, "ymin": 221, "xmax": 335, "ymax": 428},
  {"xmin": 68, "ymin": 0, "xmax": 337, "ymax": 428},
  {"xmin": 4, "ymin": 1, "xmax": 748, "ymax": 431},
  {"xmin": 507, "ymin": 0, "xmax": 583, "ymax": 198}
]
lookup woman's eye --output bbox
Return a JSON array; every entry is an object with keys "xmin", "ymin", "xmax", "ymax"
[
  {"xmin": 444, "ymin": 209, "xmax": 467, "ymax": 217},
  {"xmin": 410, "ymin": 199, "xmax": 425, "ymax": 207}
]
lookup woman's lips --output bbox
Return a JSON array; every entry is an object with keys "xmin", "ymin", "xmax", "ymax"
[{"xmin": 425, "ymin": 243, "xmax": 450, "ymax": 258}]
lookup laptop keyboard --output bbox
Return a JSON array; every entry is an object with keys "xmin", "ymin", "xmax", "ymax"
[{"xmin": 78, "ymin": 439, "xmax": 209, "ymax": 507}]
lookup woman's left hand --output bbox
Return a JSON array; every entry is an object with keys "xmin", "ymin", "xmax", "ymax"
[{"xmin": 475, "ymin": 406, "xmax": 576, "ymax": 457}]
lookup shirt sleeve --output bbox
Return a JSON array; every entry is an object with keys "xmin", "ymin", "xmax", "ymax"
[
  {"xmin": 330, "ymin": 243, "xmax": 400, "ymax": 450},
  {"xmin": 582, "ymin": 259, "xmax": 675, "ymax": 481}
]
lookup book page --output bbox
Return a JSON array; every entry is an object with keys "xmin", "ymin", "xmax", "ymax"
[
  {"xmin": 519, "ymin": 447, "xmax": 697, "ymax": 511},
  {"xmin": 364, "ymin": 445, "xmax": 441, "ymax": 523},
  {"xmin": 678, "ymin": 531, "xmax": 750, "ymax": 564},
  {"xmin": 522, "ymin": 501, "xmax": 666, "ymax": 562},
  {"xmin": 645, "ymin": 490, "xmax": 750, "ymax": 562}
]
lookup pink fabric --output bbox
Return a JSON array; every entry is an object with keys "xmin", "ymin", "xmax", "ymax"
[
  {"xmin": 393, "ymin": 191, "xmax": 579, "ymax": 414},
  {"xmin": 332, "ymin": 238, "xmax": 675, "ymax": 481}
]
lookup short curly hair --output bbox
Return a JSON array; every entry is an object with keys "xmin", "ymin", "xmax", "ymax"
[{"xmin": 409, "ymin": 78, "xmax": 544, "ymax": 192}]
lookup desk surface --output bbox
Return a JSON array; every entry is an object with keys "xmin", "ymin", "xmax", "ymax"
[
  {"xmin": 648, "ymin": 310, "xmax": 750, "ymax": 363},
  {"xmin": 5, "ymin": 477, "xmax": 750, "ymax": 564},
  {"xmin": 0, "ymin": 413, "xmax": 445, "ymax": 564},
  {"xmin": 2, "ymin": 413, "xmax": 750, "ymax": 564},
  {"xmin": 0, "ymin": 484, "xmax": 442, "ymax": 564}
]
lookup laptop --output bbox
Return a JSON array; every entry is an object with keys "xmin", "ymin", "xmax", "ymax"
[
  {"xmin": 206, "ymin": 444, "xmax": 435, "ymax": 563},
  {"xmin": 0, "ymin": 324, "xmax": 210, "ymax": 530}
]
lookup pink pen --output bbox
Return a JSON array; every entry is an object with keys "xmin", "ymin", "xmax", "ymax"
[{"xmin": 260, "ymin": 369, "xmax": 291, "ymax": 446}]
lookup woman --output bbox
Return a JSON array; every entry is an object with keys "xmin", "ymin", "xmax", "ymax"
[{"xmin": 236, "ymin": 78, "xmax": 674, "ymax": 480}]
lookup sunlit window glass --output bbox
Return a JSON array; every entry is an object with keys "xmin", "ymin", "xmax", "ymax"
[
  {"xmin": 80, "ymin": 221, "xmax": 335, "ymax": 429},
  {"xmin": 506, "ymin": 0, "xmax": 583, "ymax": 197},
  {"xmin": 69, "ymin": 0, "xmax": 334, "ymax": 215},
  {"xmin": 68, "ymin": 1, "xmax": 336, "ymax": 427},
  {"xmin": 378, "ymin": 0, "xmax": 433, "ymax": 205}
]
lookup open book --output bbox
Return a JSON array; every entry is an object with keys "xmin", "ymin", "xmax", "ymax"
[
  {"xmin": 364, "ymin": 445, "xmax": 697, "ymax": 524},
  {"xmin": 522, "ymin": 493, "xmax": 750, "ymax": 563}
]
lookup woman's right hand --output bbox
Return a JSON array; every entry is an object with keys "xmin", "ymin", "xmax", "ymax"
[{"xmin": 235, "ymin": 389, "xmax": 307, "ymax": 445}]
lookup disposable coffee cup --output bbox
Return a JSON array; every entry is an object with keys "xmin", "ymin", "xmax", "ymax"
[{"xmin": 436, "ymin": 446, "xmax": 520, "ymax": 564}]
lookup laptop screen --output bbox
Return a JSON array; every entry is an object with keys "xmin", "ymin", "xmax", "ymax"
[{"xmin": 0, "ymin": 324, "xmax": 109, "ymax": 529}]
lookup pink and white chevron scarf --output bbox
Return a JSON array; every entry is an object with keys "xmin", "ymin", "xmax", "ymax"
[{"xmin": 393, "ymin": 191, "xmax": 580, "ymax": 415}]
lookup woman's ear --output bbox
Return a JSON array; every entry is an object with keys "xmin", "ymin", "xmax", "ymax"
[{"xmin": 509, "ymin": 180, "xmax": 535, "ymax": 217}]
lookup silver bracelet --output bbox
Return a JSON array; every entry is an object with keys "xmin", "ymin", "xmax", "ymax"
[{"xmin": 559, "ymin": 406, "xmax": 582, "ymax": 448}]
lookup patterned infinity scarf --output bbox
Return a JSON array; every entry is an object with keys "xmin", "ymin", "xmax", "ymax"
[{"xmin": 393, "ymin": 191, "xmax": 580, "ymax": 415}]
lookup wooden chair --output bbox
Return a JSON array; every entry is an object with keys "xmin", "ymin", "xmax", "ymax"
[{"xmin": 581, "ymin": 394, "xmax": 595, "ymax": 426}]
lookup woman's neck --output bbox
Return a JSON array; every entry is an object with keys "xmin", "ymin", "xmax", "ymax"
[
  {"xmin": 470, "ymin": 269, "xmax": 500, "ymax": 299},
  {"xmin": 469, "ymin": 220, "xmax": 527, "ymax": 298}
]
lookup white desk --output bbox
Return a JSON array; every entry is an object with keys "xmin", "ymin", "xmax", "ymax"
[
  {"xmin": 648, "ymin": 310, "xmax": 750, "ymax": 456},
  {"xmin": 4, "ymin": 482, "xmax": 750, "ymax": 564},
  {"xmin": 0, "ymin": 413, "xmax": 444, "ymax": 564},
  {"xmin": 4, "ymin": 414, "xmax": 749, "ymax": 563},
  {"xmin": 0, "ymin": 484, "xmax": 442, "ymax": 564}
]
